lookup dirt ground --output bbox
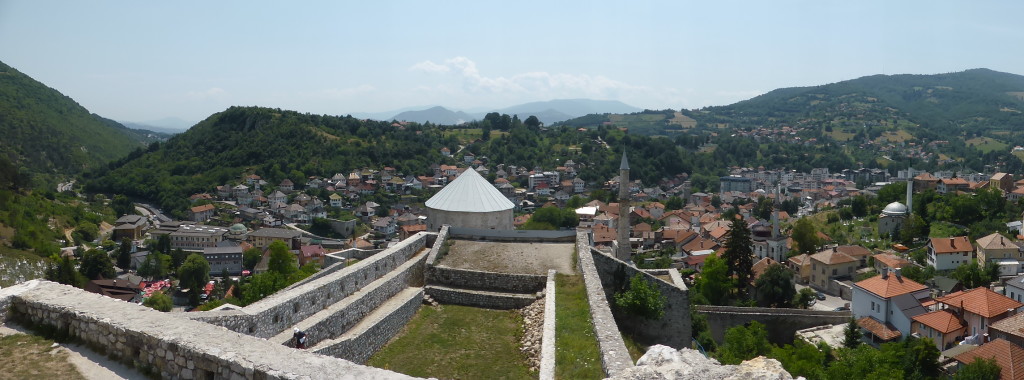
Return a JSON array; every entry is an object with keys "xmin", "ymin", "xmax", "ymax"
[
  {"xmin": 438, "ymin": 240, "xmax": 576, "ymax": 275},
  {"xmin": 0, "ymin": 324, "xmax": 143, "ymax": 380}
]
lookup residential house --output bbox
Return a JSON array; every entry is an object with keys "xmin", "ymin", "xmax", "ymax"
[
  {"xmin": 992, "ymin": 172, "xmax": 1015, "ymax": 193},
  {"xmin": 989, "ymin": 312, "xmax": 1024, "ymax": 351},
  {"xmin": 873, "ymin": 253, "xmax": 911, "ymax": 274},
  {"xmin": 373, "ymin": 217, "xmax": 396, "ymax": 237},
  {"xmin": 85, "ymin": 278, "xmax": 141, "ymax": 303},
  {"xmin": 400, "ymin": 224, "xmax": 427, "ymax": 240},
  {"xmin": 112, "ymin": 215, "xmax": 148, "ymax": 241},
  {"xmin": 788, "ymin": 254, "xmax": 812, "ymax": 284},
  {"xmin": 298, "ymin": 245, "xmax": 326, "ymax": 266},
  {"xmin": 976, "ymin": 233, "xmax": 1022, "ymax": 276},
  {"xmin": 852, "ymin": 269, "xmax": 931, "ymax": 344},
  {"xmin": 928, "ymin": 236, "xmax": 974, "ymax": 271},
  {"xmin": 953, "ymin": 339, "xmax": 1024, "ymax": 380},
  {"xmin": 328, "ymin": 193, "xmax": 344, "ymax": 208},
  {"xmin": 1006, "ymin": 274, "xmax": 1024, "ymax": 304},
  {"xmin": 268, "ymin": 190, "xmax": 287, "ymax": 207},
  {"xmin": 248, "ymin": 228, "xmax": 302, "ymax": 250},
  {"xmin": 190, "ymin": 204, "xmax": 215, "ymax": 222},
  {"xmin": 935, "ymin": 287, "xmax": 1023, "ymax": 339},
  {"xmin": 938, "ymin": 178, "xmax": 970, "ymax": 194},
  {"xmin": 232, "ymin": 184, "xmax": 249, "ymax": 199},
  {"xmin": 911, "ymin": 309, "xmax": 967, "ymax": 351},
  {"xmin": 202, "ymin": 246, "xmax": 243, "ymax": 276},
  {"xmin": 573, "ymin": 177, "xmax": 586, "ymax": 193},
  {"xmin": 278, "ymin": 179, "xmax": 294, "ymax": 193},
  {"xmin": 441, "ymin": 147, "xmax": 451, "ymax": 157},
  {"xmin": 810, "ymin": 246, "xmax": 860, "ymax": 291}
]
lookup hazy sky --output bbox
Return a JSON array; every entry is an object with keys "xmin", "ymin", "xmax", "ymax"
[{"xmin": 1, "ymin": 1, "xmax": 1022, "ymax": 125}]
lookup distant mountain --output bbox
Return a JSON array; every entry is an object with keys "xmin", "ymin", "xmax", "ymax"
[
  {"xmin": 494, "ymin": 99, "xmax": 642, "ymax": 124},
  {"xmin": 391, "ymin": 106, "xmax": 475, "ymax": 125},
  {"xmin": 121, "ymin": 121, "xmax": 186, "ymax": 136},
  {"xmin": 386, "ymin": 99, "xmax": 642, "ymax": 125},
  {"xmin": 0, "ymin": 60, "xmax": 152, "ymax": 178},
  {"xmin": 121, "ymin": 117, "xmax": 195, "ymax": 134}
]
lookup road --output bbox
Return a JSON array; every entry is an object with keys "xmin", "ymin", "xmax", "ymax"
[{"xmin": 796, "ymin": 283, "xmax": 850, "ymax": 311}]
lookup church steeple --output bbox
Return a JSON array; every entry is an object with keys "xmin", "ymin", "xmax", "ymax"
[{"xmin": 620, "ymin": 152, "xmax": 630, "ymax": 171}]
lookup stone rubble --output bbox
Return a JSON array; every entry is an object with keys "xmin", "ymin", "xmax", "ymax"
[
  {"xmin": 518, "ymin": 298, "xmax": 545, "ymax": 372},
  {"xmin": 607, "ymin": 345, "xmax": 800, "ymax": 380}
]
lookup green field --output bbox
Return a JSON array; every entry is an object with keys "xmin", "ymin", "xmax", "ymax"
[
  {"xmin": 555, "ymin": 274, "xmax": 603, "ymax": 379},
  {"xmin": 368, "ymin": 304, "xmax": 534, "ymax": 379},
  {"xmin": 442, "ymin": 128, "xmax": 509, "ymax": 144},
  {"xmin": 966, "ymin": 137, "xmax": 1009, "ymax": 153}
]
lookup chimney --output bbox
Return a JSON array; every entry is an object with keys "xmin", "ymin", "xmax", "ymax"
[
  {"xmin": 950, "ymin": 237, "xmax": 955, "ymax": 248},
  {"xmin": 882, "ymin": 269, "xmax": 889, "ymax": 279},
  {"xmin": 894, "ymin": 267, "xmax": 902, "ymax": 280}
]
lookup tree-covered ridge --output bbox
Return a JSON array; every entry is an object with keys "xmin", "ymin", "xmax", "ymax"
[
  {"xmin": 84, "ymin": 106, "xmax": 463, "ymax": 213},
  {"xmin": 0, "ymin": 61, "xmax": 154, "ymax": 182}
]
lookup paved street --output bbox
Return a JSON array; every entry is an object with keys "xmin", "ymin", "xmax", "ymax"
[{"xmin": 796, "ymin": 283, "xmax": 851, "ymax": 311}]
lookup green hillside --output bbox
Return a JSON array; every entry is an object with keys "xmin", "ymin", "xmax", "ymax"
[
  {"xmin": 0, "ymin": 61, "xmax": 151, "ymax": 182},
  {"xmin": 84, "ymin": 106, "xmax": 463, "ymax": 215}
]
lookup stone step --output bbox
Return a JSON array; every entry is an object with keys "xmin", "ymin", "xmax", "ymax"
[
  {"xmin": 269, "ymin": 252, "xmax": 425, "ymax": 348},
  {"xmin": 309, "ymin": 287, "xmax": 424, "ymax": 362}
]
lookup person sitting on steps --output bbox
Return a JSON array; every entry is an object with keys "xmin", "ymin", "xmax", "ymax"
[{"xmin": 293, "ymin": 328, "xmax": 307, "ymax": 349}]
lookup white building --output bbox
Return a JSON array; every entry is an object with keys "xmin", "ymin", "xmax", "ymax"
[
  {"xmin": 426, "ymin": 169, "xmax": 515, "ymax": 231},
  {"xmin": 852, "ymin": 269, "xmax": 930, "ymax": 343}
]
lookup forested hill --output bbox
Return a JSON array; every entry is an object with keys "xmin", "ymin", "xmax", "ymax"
[
  {"xmin": 0, "ymin": 61, "xmax": 156, "ymax": 182},
  {"xmin": 83, "ymin": 107, "xmax": 462, "ymax": 213},
  {"xmin": 558, "ymin": 68, "xmax": 1024, "ymax": 138},
  {"xmin": 701, "ymin": 68, "xmax": 1024, "ymax": 133}
]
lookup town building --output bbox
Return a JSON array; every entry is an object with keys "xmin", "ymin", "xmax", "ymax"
[
  {"xmin": 852, "ymin": 269, "xmax": 930, "ymax": 344},
  {"xmin": 425, "ymin": 166, "xmax": 514, "ymax": 231},
  {"xmin": 928, "ymin": 236, "xmax": 974, "ymax": 271}
]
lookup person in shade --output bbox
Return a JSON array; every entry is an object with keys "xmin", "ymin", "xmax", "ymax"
[{"xmin": 293, "ymin": 328, "xmax": 307, "ymax": 349}]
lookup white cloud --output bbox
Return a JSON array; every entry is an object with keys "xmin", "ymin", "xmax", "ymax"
[{"xmin": 409, "ymin": 60, "xmax": 451, "ymax": 73}]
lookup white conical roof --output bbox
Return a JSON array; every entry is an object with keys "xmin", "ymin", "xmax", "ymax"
[{"xmin": 426, "ymin": 169, "xmax": 514, "ymax": 212}]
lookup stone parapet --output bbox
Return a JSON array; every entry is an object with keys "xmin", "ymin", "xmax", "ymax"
[
  {"xmin": 427, "ymin": 266, "xmax": 547, "ymax": 293},
  {"xmin": 539, "ymin": 269, "xmax": 557, "ymax": 380},
  {"xmin": 2, "ymin": 280, "xmax": 417, "ymax": 380},
  {"xmin": 575, "ymin": 230, "xmax": 634, "ymax": 376},
  {"xmin": 425, "ymin": 285, "xmax": 537, "ymax": 309}
]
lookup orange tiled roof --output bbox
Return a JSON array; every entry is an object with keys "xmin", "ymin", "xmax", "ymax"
[
  {"xmin": 873, "ymin": 253, "xmax": 911, "ymax": 269},
  {"xmin": 810, "ymin": 247, "xmax": 857, "ymax": 265},
  {"xmin": 930, "ymin": 236, "xmax": 973, "ymax": 254},
  {"xmin": 855, "ymin": 273, "xmax": 928, "ymax": 299},
  {"xmin": 912, "ymin": 309, "xmax": 966, "ymax": 334},
  {"xmin": 683, "ymin": 238, "xmax": 719, "ymax": 253},
  {"xmin": 190, "ymin": 204, "xmax": 215, "ymax": 213},
  {"xmin": 955, "ymin": 338, "xmax": 1024, "ymax": 380},
  {"xmin": 936, "ymin": 288, "xmax": 1024, "ymax": 319},
  {"xmin": 977, "ymin": 233, "xmax": 1018, "ymax": 251},
  {"xmin": 752, "ymin": 257, "xmax": 779, "ymax": 280},
  {"xmin": 858, "ymin": 316, "xmax": 901, "ymax": 340}
]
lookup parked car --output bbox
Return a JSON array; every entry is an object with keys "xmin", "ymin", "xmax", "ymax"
[
  {"xmin": 833, "ymin": 306, "xmax": 850, "ymax": 312},
  {"xmin": 816, "ymin": 291, "xmax": 826, "ymax": 300}
]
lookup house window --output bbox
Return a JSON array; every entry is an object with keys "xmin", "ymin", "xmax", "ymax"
[{"xmin": 832, "ymin": 269, "xmax": 838, "ymax": 276}]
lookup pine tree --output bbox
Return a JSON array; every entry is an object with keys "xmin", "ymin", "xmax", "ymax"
[
  {"xmin": 844, "ymin": 317, "xmax": 862, "ymax": 348},
  {"xmin": 722, "ymin": 215, "xmax": 754, "ymax": 289},
  {"xmin": 117, "ymin": 238, "xmax": 132, "ymax": 271}
]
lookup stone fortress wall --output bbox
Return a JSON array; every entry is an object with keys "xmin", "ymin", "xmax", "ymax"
[
  {"xmin": 0, "ymin": 280, "xmax": 418, "ymax": 380},
  {"xmin": 695, "ymin": 305, "xmax": 852, "ymax": 345},
  {"xmin": 0, "ymin": 227, "xmax": 697, "ymax": 379}
]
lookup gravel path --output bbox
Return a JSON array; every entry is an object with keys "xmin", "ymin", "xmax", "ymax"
[{"xmin": 438, "ymin": 240, "xmax": 575, "ymax": 275}]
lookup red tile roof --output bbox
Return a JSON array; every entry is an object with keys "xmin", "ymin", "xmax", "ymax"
[
  {"xmin": 873, "ymin": 253, "xmax": 911, "ymax": 269},
  {"xmin": 858, "ymin": 316, "xmax": 901, "ymax": 340},
  {"xmin": 930, "ymin": 236, "xmax": 973, "ymax": 254},
  {"xmin": 937, "ymin": 288, "xmax": 1024, "ymax": 319},
  {"xmin": 190, "ymin": 204, "xmax": 215, "ymax": 213},
  {"xmin": 855, "ymin": 273, "xmax": 928, "ymax": 299},
  {"xmin": 810, "ymin": 247, "xmax": 857, "ymax": 265},
  {"xmin": 752, "ymin": 257, "xmax": 779, "ymax": 280},
  {"xmin": 955, "ymin": 338, "xmax": 1024, "ymax": 380},
  {"xmin": 912, "ymin": 309, "xmax": 966, "ymax": 334}
]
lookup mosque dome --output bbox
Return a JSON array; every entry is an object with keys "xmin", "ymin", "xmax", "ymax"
[{"xmin": 881, "ymin": 202, "xmax": 908, "ymax": 216}]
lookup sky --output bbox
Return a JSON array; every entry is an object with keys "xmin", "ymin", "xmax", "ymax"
[{"xmin": 1, "ymin": 1, "xmax": 1022, "ymax": 126}]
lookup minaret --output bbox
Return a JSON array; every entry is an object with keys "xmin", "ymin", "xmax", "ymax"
[
  {"xmin": 906, "ymin": 178, "xmax": 914, "ymax": 216},
  {"xmin": 771, "ymin": 184, "xmax": 781, "ymax": 239},
  {"xmin": 616, "ymin": 152, "xmax": 632, "ymax": 262}
]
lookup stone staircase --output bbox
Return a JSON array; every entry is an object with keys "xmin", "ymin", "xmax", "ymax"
[
  {"xmin": 309, "ymin": 287, "xmax": 423, "ymax": 363},
  {"xmin": 424, "ymin": 284, "xmax": 540, "ymax": 310},
  {"xmin": 269, "ymin": 250, "xmax": 427, "ymax": 355}
]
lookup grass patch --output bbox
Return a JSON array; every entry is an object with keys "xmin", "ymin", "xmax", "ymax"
[
  {"xmin": 367, "ymin": 305, "xmax": 534, "ymax": 379},
  {"xmin": 966, "ymin": 137, "xmax": 1008, "ymax": 153},
  {"xmin": 621, "ymin": 333, "xmax": 647, "ymax": 362},
  {"xmin": 0, "ymin": 333, "xmax": 85, "ymax": 380},
  {"xmin": 555, "ymin": 274, "xmax": 603, "ymax": 379}
]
